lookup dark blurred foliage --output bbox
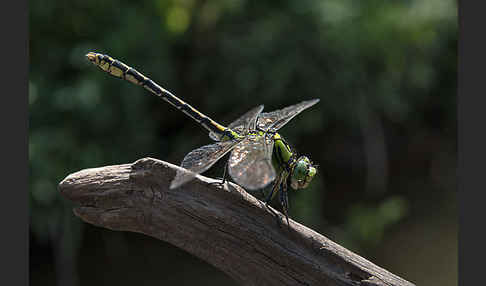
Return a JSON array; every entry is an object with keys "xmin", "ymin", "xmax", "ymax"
[{"xmin": 30, "ymin": 0, "xmax": 457, "ymax": 285}]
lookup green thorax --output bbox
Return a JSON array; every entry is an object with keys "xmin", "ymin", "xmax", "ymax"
[{"xmin": 271, "ymin": 133, "xmax": 295, "ymax": 174}]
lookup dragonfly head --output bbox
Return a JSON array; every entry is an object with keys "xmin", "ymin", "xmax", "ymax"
[{"xmin": 290, "ymin": 156, "xmax": 317, "ymax": 190}]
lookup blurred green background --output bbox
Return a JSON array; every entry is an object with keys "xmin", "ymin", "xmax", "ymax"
[{"xmin": 29, "ymin": 0, "xmax": 457, "ymax": 285}]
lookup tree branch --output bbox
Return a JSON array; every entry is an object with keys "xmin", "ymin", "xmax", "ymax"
[{"xmin": 59, "ymin": 157, "xmax": 415, "ymax": 286}]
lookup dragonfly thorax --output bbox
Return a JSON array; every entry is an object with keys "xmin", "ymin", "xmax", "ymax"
[{"xmin": 271, "ymin": 133, "xmax": 294, "ymax": 172}]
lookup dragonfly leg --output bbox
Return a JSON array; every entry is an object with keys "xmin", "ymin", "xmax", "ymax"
[
  {"xmin": 265, "ymin": 173, "xmax": 282, "ymax": 205},
  {"xmin": 280, "ymin": 183, "xmax": 290, "ymax": 230},
  {"xmin": 264, "ymin": 181, "xmax": 282, "ymax": 228},
  {"xmin": 208, "ymin": 160, "xmax": 229, "ymax": 188},
  {"xmin": 221, "ymin": 159, "xmax": 228, "ymax": 184},
  {"xmin": 265, "ymin": 184, "xmax": 276, "ymax": 205}
]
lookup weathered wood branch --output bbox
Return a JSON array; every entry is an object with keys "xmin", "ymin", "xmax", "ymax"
[{"xmin": 59, "ymin": 157, "xmax": 415, "ymax": 286}]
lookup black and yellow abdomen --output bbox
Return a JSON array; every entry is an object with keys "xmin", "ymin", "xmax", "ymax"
[{"xmin": 85, "ymin": 52, "xmax": 240, "ymax": 141}]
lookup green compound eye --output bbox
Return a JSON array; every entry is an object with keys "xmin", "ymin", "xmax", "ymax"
[{"xmin": 290, "ymin": 156, "xmax": 317, "ymax": 190}]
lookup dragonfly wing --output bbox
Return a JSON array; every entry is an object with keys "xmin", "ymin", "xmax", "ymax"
[
  {"xmin": 257, "ymin": 99, "xmax": 320, "ymax": 131},
  {"xmin": 228, "ymin": 133, "xmax": 276, "ymax": 190},
  {"xmin": 228, "ymin": 105, "xmax": 264, "ymax": 133},
  {"xmin": 208, "ymin": 105, "xmax": 264, "ymax": 140},
  {"xmin": 170, "ymin": 139, "xmax": 243, "ymax": 189}
]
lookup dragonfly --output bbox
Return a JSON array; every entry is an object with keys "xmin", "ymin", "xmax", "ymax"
[{"xmin": 86, "ymin": 52, "xmax": 319, "ymax": 227}]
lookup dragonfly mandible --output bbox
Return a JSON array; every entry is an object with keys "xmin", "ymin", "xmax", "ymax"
[{"xmin": 86, "ymin": 52, "xmax": 319, "ymax": 227}]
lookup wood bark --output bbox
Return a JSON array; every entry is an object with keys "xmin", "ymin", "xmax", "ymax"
[{"xmin": 59, "ymin": 157, "xmax": 415, "ymax": 286}]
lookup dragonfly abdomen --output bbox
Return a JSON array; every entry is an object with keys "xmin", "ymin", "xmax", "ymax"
[{"xmin": 86, "ymin": 52, "xmax": 236, "ymax": 139}]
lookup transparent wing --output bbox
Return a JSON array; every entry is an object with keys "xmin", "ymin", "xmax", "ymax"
[
  {"xmin": 170, "ymin": 139, "xmax": 243, "ymax": 189},
  {"xmin": 257, "ymin": 99, "xmax": 320, "ymax": 131},
  {"xmin": 209, "ymin": 105, "xmax": 264, "ymax": 141},
  {"xmin": 228, "ymin": 105, "xmax": 264, "ymax": 133},
  {"xmin": 228, "ymin": 133, "xmax": 275, "ymax": 190}
]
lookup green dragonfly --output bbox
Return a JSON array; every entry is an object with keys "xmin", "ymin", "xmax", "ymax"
[{"xmin": 86, "ymin": 52, "xmax": 319, "ymax": 226}]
